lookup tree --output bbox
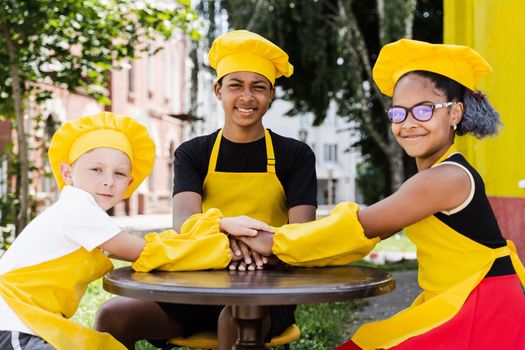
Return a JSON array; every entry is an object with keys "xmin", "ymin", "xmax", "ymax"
[
  {"xmin": 0, "ymin": 0, "xmax": 200, "ymax": 235},
  {"xmin": 197, "ymin": 0, "xmax": 442, "ymax": 202}
]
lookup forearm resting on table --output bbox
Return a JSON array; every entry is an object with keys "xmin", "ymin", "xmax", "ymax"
[
  {"xmin": 272, "ymin": 202, "xmax": 380, "ymax": 267},
  {"xmin": 99, "ymin": 231, "xmax": 146, "ymax": 262},
  {"xmin": 132, "ymin": 208, "xmax": 231, "ymax": 272}
]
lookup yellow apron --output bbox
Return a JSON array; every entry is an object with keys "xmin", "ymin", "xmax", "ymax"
[
  {"xmin": 352, "ymin": 146, "xmax": 525, "ymax": 350},
  {"xmin": 133, "ymin": 129, "xmax": 289, "ymax": 273},
  {"xmin": 0, "ymin": 248, "xmax": 125, "ymax": 350},
  {"xmin": 202, "ymin": 129, "xmax": 288, "ymax": 227}
]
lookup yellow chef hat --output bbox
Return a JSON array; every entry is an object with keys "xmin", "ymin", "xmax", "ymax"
[
  {"xmin": 373, "ymin": 39, "xmax": 492, "ymax": 96},
  {"xmin": 48, "ymin": 112, "xmax": 155, "ymax": 199},
  {"xmin": 208, "ymin": 30, "xmax": 294, "ymax": 85}
]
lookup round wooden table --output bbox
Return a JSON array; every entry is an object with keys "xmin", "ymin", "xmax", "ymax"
[{"xmin": 103, "ymin": 265, "xmax": 395, "ymax": 349}]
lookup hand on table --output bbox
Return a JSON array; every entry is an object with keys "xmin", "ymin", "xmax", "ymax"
[
  {"xmin": 237, "ymin": 230, "xmax": 274, "ymax": 257},
  {"xmin": 228, "ymin": 231, "xmax": 277, "ymax": 271},
  {"xmin": 220, "ymin": 216, "xmax": 274, "ymax": 238},
  {"xmin": 219, "ymin": 215, "xmax": 273, "ymax": 271},
  {"xmin": 229, "ymin": 238, "xmax": 268, "ymax": 271}
]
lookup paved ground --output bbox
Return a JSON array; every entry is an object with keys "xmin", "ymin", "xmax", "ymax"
[
  {"xmin": 345, "ymin": 269, "xmax": 421, "ymax": 335},
  {"xmin": 113, "ymin": 213, "xmax": 172, "ymax": 234}
]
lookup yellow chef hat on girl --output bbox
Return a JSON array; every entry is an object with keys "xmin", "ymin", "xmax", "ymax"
[
  {"xmin": 373, "ymin": 39, "xmax": 492, "ymax": 96},
  {"xmin": 48, "ymin": 112, "xmax": 155, "ymax": 199},
  {"xmin": 208, "ymin": 30, "xmax": 294, "ymax": 85}
]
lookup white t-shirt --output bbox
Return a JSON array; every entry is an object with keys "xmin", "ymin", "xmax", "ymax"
[{"xmin": 0, "ymin": 186, "xmax": 122, "ymax": 333}]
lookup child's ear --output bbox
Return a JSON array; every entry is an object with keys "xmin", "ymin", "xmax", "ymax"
[
  {"xmin": 450, "ymin": 102, "xmax": 464, "ymax": 127},
  {"xmin": 128, "ymin": 177, "xmax": 134, "ymax": 187},
  {"xmin": 59, "ymin": 162, "xmax": 73, "ymax": 185},
  {"xmin": 214, "ymin": 83, "xmax": 222, "ymax": 100}
]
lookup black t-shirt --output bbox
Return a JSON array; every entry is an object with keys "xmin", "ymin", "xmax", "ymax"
[{"xmin": 173, "ymin": 129, "xmax": 317, "ymax": 208}]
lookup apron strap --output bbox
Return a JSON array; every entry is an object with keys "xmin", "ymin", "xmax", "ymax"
[
  {"xmin": 207, "ymin": 129, "xmax": 276, "ymax": 175},
  {"xmin": 207, "ymin": 129, "xmax": 223, "ymax": 175},
  {"xmin": 264, "ymin": 129, "xmax": 276, "ymax": 174}
]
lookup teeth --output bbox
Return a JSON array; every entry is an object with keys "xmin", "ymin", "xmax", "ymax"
[{"xmin": 238, "ymin": 108, "xmax": 254, "ymax": 113}]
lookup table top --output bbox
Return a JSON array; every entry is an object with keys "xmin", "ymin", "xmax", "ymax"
[{"xmin": 103, "ymin": 265, "xmax": 395, "ymax": 305}]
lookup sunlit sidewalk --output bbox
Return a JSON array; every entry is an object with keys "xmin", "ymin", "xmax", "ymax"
[{"xmin": 112, "ymin": 213, "xmax": 172, "ymax": 234}]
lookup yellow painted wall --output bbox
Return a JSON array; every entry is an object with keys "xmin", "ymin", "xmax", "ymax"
[{"xmin": 444, "ymin": 0, "xmax": 525, "ymax": 198}]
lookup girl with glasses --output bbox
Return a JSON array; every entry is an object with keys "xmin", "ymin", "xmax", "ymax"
[{"xmin": 237, "ymin": 39, "xmax": 525, "ymax": 350}]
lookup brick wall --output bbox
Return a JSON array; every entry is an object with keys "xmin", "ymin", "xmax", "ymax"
[{"xmin": 489, "ymin": 196, "xmax": 525, "ymax": 262}]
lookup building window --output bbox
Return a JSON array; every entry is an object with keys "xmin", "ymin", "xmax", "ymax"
[
  {"xmin": 128, "ymin": 61, "xmax": 135, "ymax": 94},
  {"xmin": 163, "ymin": 47, "xmax": 171, "ymax": 101},
  {"xmin": 323, "ymin": 143, "xmax": 338, "ymax": 162},
  {"xmin": 168, "ymin": 142, "xmax": 175, "ymax": 191},
  {"xmin": 147, "ymin": 44, "xmax": 154, "ymax": 97}
]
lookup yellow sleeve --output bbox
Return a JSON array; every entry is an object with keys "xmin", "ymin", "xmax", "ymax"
[
  {"xmin": 272, "ymin": 202, "xmax": 379, "ymax": 266},
  {"xmin": 132, "ymin": 208, "xmax": 231, "ymax": 272}
]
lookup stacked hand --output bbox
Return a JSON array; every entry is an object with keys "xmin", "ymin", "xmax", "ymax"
[{"xmin": 219, "ymin": 216, "xmax": 276, "ymax": 271}]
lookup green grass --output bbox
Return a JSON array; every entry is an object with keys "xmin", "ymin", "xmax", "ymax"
[
  {"xmin": 293, "ymin": 300, "xmax": 366, "ymax": 349},
  {"xmin": 373, "ymin": 231, "xmax": 416, "ymax": 253}
]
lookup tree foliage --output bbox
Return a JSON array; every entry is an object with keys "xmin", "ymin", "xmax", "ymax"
[
  {"xmin": 0, "ymin": 0, "xmax": 200, "ymax": 236},
  {"xmin": 1, "ymin": 0, "xmax": 199, "ymax": 104}
]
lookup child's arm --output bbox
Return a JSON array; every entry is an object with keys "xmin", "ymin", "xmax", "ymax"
[
  {"xmin": 172, "ymin": 191, "xmax": 202, "ymax": 231},
  {"xmin": 257, "ymin": 164, "xmax": 472, "ymax": 267},
  {"xmin": 220, "ymin": 216, "xmax": 274, "ymax": 237},
  {"xmin": 237, "ymin": 231, "xmax": 274, "ymax": 257},
  {"xmin": 234, "ymin": 205, "xmax": 316, "ymax": 266},
  {"xmin": 99, "ymin": 232, "xmax": 145, "ymax": 261},
  {"xmin": 358, "ymin": 163, "xmax": 471, "ymax": 239}
]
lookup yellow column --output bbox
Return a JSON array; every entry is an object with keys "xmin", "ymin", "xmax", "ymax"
[{"xmin": 444, "ymin": 0, "xmax": 525, "ymax": 198}]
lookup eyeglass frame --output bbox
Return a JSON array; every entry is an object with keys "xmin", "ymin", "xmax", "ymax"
[{"xmin": 386, "ymin": 102, "xmax": 457, "ymax": 124}]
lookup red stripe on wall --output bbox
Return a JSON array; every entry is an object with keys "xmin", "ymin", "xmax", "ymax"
[{"xmin": 489, "ymin": 196, "xmax": 525, "ymax": 262}]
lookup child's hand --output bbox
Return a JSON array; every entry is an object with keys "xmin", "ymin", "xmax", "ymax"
[
  {"xmin": 229, "ymin": 238, "xmax": 268, "ymax": 271},
  {"xmin": 220, "ymin": 216, "xmax": 274, "ymax": 237},
  {"xmin": 238, "ymin": 231, "xmax": 274, "ymax": 257}
]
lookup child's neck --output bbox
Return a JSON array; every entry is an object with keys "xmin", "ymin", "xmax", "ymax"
[
  {"xmin": 416, "ymin": 143, "xmax": 456, "ymax": 171},
  {"xmin": 222, "ymin": 124, "xmax": 265, "ymax": 143}
]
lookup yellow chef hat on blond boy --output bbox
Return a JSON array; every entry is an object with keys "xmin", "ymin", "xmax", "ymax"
[
  {"xmin": 373, "ymin": 39, "xmax": 492, "ymax": 97},
  {"xmin": 208, "ymin": 30, "xmax": 294, "ymax": 85},
  {"xmin": 48, "ymin": 112, "xmax": 155, "ymax": 199}
]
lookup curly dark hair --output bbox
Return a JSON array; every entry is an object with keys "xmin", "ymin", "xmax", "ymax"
[{"xmin": 401, "ymin": 70, "xmax": 501, "ymax": 139}]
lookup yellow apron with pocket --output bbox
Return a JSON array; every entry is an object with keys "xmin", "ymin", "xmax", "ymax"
[
  {"xmin": 352, "ymin": 146, "xmax": 525, "ymax": 350},
  {"xmin": 0, "ymin": 248, "xmax": 125, "ymax": 350},
  {"xmin": 202, "ymin": 128, "xmax": 289, "ymax": 227}
]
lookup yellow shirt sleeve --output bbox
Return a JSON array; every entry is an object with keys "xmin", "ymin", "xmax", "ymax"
[
  {"xmin": 273, "ymin": 202, "xmax": 379, "ymax": 266},
  {"xmin": 132, "ymin": 208, "xmax": 231, "ymax": 272}
]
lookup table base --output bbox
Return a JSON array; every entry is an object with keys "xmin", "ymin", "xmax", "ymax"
[{"xmin": 232, "ymin": 305, "xmax": 269, "ymax": 350}]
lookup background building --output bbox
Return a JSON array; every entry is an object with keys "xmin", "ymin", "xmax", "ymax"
[{"xmin": 264, "ymin": 91, "xmax": 363, "ymax": 213}]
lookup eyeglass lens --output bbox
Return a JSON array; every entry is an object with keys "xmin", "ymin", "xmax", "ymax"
[{"xmin": 387, "ymin": 105, "xmax": 434, "ymax": 123}]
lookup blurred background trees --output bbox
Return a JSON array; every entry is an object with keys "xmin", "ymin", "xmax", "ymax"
[{"xmin": 0, "ymin": 0, "xmax": 199, "ymax": 238}]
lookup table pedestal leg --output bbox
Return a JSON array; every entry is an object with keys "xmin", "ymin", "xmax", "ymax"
[{"xmin": 231, "ymin": 305, "xmax": 269, "ymax": 350}]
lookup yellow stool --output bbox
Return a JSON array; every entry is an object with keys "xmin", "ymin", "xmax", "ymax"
[{"xmin": 169, "ymin": 323, "xmax": 300, "ymax": 349}]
